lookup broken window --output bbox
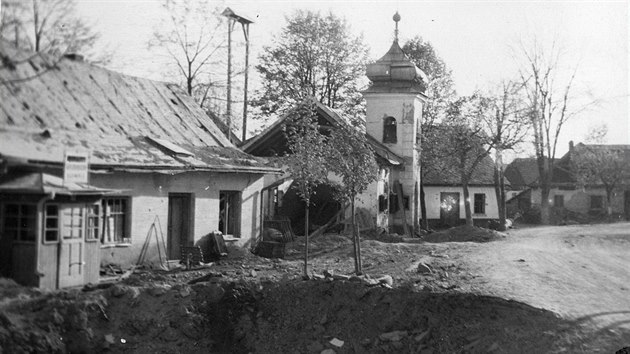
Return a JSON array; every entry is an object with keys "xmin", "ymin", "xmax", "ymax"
[
  {"xmin": 383, "ymin": 116, "xmax": 397, "ymax": 144},
  {"xmin": 554, "ymin": 195, "xmax": 564, "ymax": 208},
  {"xmin": 219, "ymin": 191, "xmax": 241, "ymax": 237},
  {"xmin": 102, "ymin": 197, "xmax": 130, "ymax": 244},
  {"xmin": 3, "ymin": 204, "xmax": 37, "ymax": 242},
  {"xmin": 473, "ymin": 194, "xmax": 486, "ymax": 214}
]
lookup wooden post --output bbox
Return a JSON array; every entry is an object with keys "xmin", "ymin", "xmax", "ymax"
[
  {"xmin": 226, "ymin": 19, "xmax": 234, "ymax": 143},
  {"xmin": 241, "ymin": 22, "xmax": 250, "ymax": 142}
]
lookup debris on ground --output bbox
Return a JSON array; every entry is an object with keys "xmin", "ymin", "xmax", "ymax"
[{"xmin": 422, "ymin": 225, "xmax": 507, "ymax": 243}]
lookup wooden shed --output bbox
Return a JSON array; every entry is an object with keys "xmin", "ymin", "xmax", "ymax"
[{"xmin": 0, "ymin": 172, "xmax": 115, "ymax": 289}]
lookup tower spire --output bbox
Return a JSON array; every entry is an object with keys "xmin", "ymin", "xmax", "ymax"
[{"xmin": 393, "ymin": 11, "xmax": 401, "ymax": 43}]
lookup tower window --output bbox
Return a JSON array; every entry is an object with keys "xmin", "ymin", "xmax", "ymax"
[{"xmin": 383, "ymin": 116, "xmax": 397, "ymax": 143}]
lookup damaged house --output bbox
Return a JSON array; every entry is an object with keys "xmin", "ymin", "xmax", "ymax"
[
  {"xmin": 0, "ymin": 42, "xmax": 280, "ymax": 289},
  {"xmin": 244, "ymin": 30, "xmax": 428, "ymax": 235}
]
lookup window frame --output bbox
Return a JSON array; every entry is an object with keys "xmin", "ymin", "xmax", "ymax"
[
  {"xmin": 101, "ymin": 197, "xmax": 131, "ymax": 245},
  {"xmin": 473, "ymin": 193, "xmax": 486, "ymax": 215},
  {"xmin": 2, "ymin": 203, "xmax": 37, "ymax": 243},
  {"xmin": 43, "ymin": 203, "xmax": 60, "ymax": 244}
]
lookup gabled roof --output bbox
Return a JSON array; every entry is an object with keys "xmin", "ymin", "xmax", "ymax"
[
  {"xmin": 504, "ymin": 158, "xmax": 539, "ymax": 188},
  {"xmin": 242, "ymin": 98, "xmax": 405, "ymax": 166},
  {"xmin": 423, "ymin": 154, "xmax": 497, "ymax": 186},
  {"xmin": 0, "ymin": 41, "xmax": 278, "ymax": 174}
]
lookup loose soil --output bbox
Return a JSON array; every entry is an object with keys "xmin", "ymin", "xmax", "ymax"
[{"xmin": 1, "ymin": 223, "xmax": 629, "ymax": 353}]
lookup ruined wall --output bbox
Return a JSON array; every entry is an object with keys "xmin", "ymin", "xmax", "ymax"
[{"xmin": 91, "ymin": 171, "xmax": 264, "ymax": 267}]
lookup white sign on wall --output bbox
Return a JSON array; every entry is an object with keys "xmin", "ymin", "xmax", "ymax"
[{"xmin": 63, "ymin": 151, "xmax": 89, "ymax": 185}]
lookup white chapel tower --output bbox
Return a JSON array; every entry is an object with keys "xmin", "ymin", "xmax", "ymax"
[{"xmin": 363, "ymin": 12, "xmax": 427, "ymax": 232}]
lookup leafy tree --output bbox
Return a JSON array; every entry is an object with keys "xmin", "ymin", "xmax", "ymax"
[
  {"xmin": 254, "ymin": 10, "xmax": 369, "ymax": 117},
  {"xmin": 402, "ymin": 36, "xmax": 456, "ymax": 126},
  {"xmin": 0, "ymin": 0, "xmax": 108, "ymax": 63},
  {"xmin": 283, "ymin": 101, "xmax": 329, "ymax": 278},
  {"xmin": 402, "ymin": 36, "xmax": 456, "ymax": 229},
  {"xmin": 149, "ymin": 0, "xmax": 226, "ymax": 108},
  {"xmin": 327, "ymin": 116, "xmax": 378, "ymax": 275}
]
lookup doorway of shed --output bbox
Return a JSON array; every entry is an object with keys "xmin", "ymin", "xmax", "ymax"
[{"xmin": 279, "ymin": 183, "xmax": 341, "ymax": 236}]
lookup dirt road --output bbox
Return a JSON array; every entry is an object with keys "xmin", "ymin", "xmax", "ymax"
[{"xmin": 460, "ymin": 223, "xmax": 630, "ymax": 335}]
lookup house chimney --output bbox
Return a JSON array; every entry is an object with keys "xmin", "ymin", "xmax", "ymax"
[{"xmin": 569, "ymin": 140, "xmax": 574, "ymax": 151}]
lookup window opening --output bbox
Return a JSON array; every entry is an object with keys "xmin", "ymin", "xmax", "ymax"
[
  {"xmin": 554, "ymin": 195, "xmax": 564, "ymax": 208},
  {"xmin": 44, "ymin": 204, "xmax": 59, "ymax": 243},
  {"xmin": 102, "ymin": 198, "xmax": 129, "ymax": 244},
  {"xmin": 3, "ymin": 204, "xmax": 37, "ymax": 242},
  {"xmin": 219, "ymin": 191, "xmax": 241, "ymax": 237},
  {"xmin": 383, "ymin": 116, "xmax": 397, "ymax": 144},
  {"xmin": 474, "ymin": 193, "xmax": 486, "ymax": 214}
]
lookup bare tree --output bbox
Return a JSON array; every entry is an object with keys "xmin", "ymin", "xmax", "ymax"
[
  {"xmin": 517, "ymin": 38, "xmax": 592, "ymax": 224},
  {"xmin": 1, "ymin": 0, "xmax": 108, "ymax": 63},
  {"xmin": 482, "ymin": 81, "xmax": 529, "ymax": 229},
  {"xmin": 149, "ymin": 0, "xmax": 226, "ymax": 107}
]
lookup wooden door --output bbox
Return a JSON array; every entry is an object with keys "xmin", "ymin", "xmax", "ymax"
[
  {"xmin": 58, "ymin": 205, "xmax": 85, "ymax": 288},
  {"xmin": 440, "ymin": 192, "xmax": 460, "ymax": 227},
  {"xmin": 168, "ymin": 194, "xmax": 192, "ymax": 260}
]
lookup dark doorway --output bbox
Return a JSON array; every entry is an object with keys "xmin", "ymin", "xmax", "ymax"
[
  {"xmin": 625, "ymin": 191, "xmax": 630, "ymax": 221},
  {"xmin": 440, "ymin": 192, "xmax": 460, "ymax": 227},
  {"xmin": 167, "ymin": 193, "xmax": 192, "ymax": 259},
  {"xmin": 219, "ymin": 191, "xmax": 241, "ymax": 237}
]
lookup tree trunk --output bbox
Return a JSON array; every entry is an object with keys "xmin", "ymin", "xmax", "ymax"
[
  {"xmin": 606, "ymin": 188, "xmax": 613, "ymax": 221},
  {"xmin": 420, "ymin": 180, "xmax": 428, "ymax": 230},
  {"xmin": 303, "ymin": 204, "xmax": 309, "ymax": 278},
  {"xmin": 462, "ymin": 178, "xmax": 473, "ymax": 226},
  {"xmin": 493, "ymin": 152, "xmax": 507, "ymax": 231},
  {"xmin": 540, "ymin": 187, "xmax": 551, "ymax": 225},
  {"xmin": 351, "ymin": 197, "xmax": 363, "ymax": 275},
  {"xmin": 538, "ymin": 156, "xmax": 551, "ymax": 224}
]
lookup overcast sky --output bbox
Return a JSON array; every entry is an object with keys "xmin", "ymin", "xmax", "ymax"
[{"xmin": 76, "ymin": 0, "xmax": 629, "ymax": 156}]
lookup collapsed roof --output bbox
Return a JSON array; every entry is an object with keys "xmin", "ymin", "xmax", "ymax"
[{"xmin": 0, "ymin": 41, "xmax": 279, "ymax": 175}]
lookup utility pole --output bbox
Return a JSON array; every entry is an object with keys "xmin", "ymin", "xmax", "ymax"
[{"xmin": 222, "ymin": 7, "xmax": 254, "ymax": 143}]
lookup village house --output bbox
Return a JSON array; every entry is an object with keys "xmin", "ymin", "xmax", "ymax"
[
  {"xmin": 423, "ymin": 154, "xmax": 501, "ymax": 228},
  {"xmin": 505, "ymin": 142, "xmax": 630, "ymax": 222},
  {"xmin": 0, "ymin": 41, "xmax": 280, "ymax": 289}
]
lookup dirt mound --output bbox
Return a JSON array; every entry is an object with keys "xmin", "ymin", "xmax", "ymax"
[{"xmin": 423, "ymin": 225, "xmax": 506, "ymax": 243}]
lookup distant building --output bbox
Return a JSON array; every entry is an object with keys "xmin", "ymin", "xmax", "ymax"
[
  {"xmin": 0, "ymin": 41, "xmax": 280, "ymax": 288},
  {"xmin": 505, "ymin": 142, "xmax": 630, "ymax": 222}
]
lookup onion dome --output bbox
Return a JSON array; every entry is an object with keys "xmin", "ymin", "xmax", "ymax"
[{"xmin": 365, "ymin": 12, "xmax": 427, "ymax": 94}]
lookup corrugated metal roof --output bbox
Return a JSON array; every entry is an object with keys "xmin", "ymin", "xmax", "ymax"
[{"xmin": 0, "ymin": 41, "xmax": 279, "ymax": 174}]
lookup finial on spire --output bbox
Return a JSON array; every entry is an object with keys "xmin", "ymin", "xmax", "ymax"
[{"xmin": 393, "ymin": 11, "xmax": 401, "ymax": 42}]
